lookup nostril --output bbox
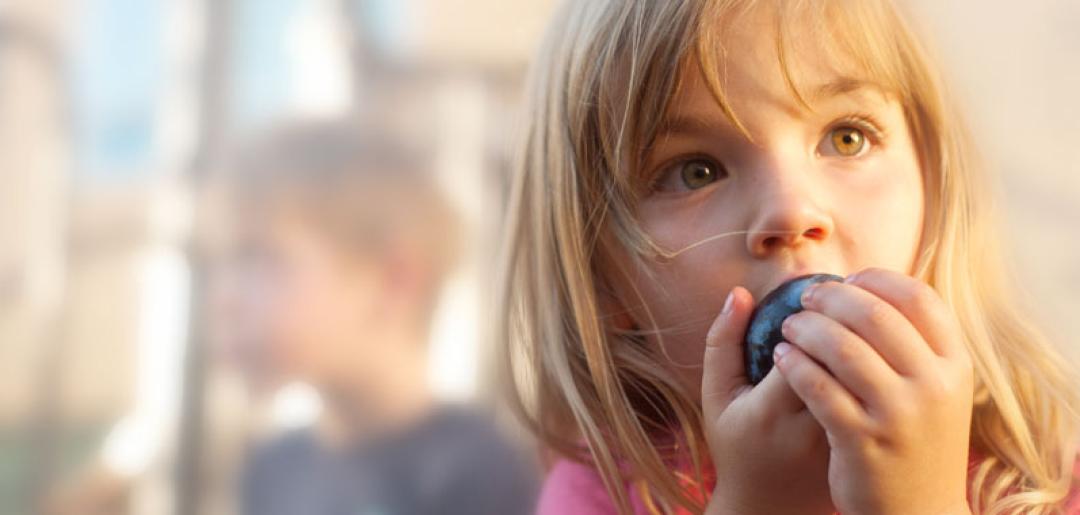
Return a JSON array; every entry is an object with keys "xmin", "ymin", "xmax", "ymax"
[
  {"xmin": 761, "ymin": 235, "xmax": 783, "ymax": 249},
  {"xmin": 750, "ymin": 224, "xmax": 830, "ymax": 256},
  {"xmin": 759, "ymin": 228, "xmax": 824, "ymax": 251}
]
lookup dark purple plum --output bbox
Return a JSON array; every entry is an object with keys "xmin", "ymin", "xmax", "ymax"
[{"xmin": 744, "ymin": 273, "xmax": 844, "ymax": 385}]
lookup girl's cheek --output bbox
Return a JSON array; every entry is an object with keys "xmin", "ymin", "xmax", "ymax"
[
  {"xmin": 637, "ymin": 210, "xmax": 699, "ymax": 253},
  {"xmin": 836, "ymin": 161, "xmax": 924, "ymax": 270},
  {"xmin": 639, "ymin": 263, "xmax": 740, "ymax": 372}
]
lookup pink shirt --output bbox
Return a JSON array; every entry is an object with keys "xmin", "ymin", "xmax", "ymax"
[
  {"xmin": 536, "ymin": 459, "xmax": 652, "ymax": 515},
  {"xmin": 536, "ymin": 455, "xmax": 1080, "ymax": 514}
]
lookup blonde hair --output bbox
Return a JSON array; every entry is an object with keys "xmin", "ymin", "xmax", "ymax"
[{"xmin": 497, "ymin": 0, "xmax": 1080, "ymax": 513}]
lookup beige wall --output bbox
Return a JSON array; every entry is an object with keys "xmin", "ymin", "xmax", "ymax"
[
  {"xmin": 906, "ymin": 0, "xmax": 1080, "ymax": 363},
  {"xmin": 0, "ymin": 0, "xmax": 78, "ymax": 423}
]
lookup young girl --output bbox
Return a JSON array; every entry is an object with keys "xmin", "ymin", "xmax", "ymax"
[{"xmin": 497, "ymin": 0, "xmax": 1080, "ymax": 513}]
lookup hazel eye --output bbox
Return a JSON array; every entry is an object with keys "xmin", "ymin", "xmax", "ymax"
[
  {"xmin": 654, "ymin": 157, "xmax": 727, "ymax": 193},
  {"xmin": 827, "ymin": 126, "xmax": 866, "ymax": 156},
  {"xmin": 681, "ymin": 159, "xmax": 721, "ymax": 189}
]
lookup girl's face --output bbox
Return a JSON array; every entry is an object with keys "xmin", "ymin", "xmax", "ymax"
[{"xmin": 610, "ymin": 20, "xmax": 925, "ymax": 402}]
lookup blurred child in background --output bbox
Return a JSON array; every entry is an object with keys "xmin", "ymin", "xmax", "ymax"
[{"xmin": 213, "ymin": 119, "xmax": 538, "ymax": 515}]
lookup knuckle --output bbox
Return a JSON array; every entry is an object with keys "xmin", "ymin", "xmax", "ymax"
[
  {"xmin": 785, "ymin": 358, "xmax": 816, "ymax": 394},
  {"xmin": 855, "ymin": 267, "xmax": 890, "ymax": 288},
  {"xmin": 948, "ymin": 360, "xmax": 975, "ymax": 393},
  {"xmin": 813, "ymin": 280, "xmax": 839, "ymax": 303},
  {"xmin": 807, "ymin": 376, "xmax": 831, "ymax": 401},
  {"xmin": 906, "ymin": 282, "xmax": 942, "ymax": 313},
  {"xmin": 832, "ymin": 333, "xmax": 861, "ymax": 363},
  {"xmin": 861, "ymin": 267, "xmax": 887, "ymax": 280},
  {"xmin": 947, "ymin": 345, "xmax": 973, "ymax": 373},
  {"xmin": 783, "ymin": 312, "xmax": 804, "ymax": 338},
  {"xmin": 924, "ymin": 373, "xmax": 947, "ymax": 396},
  {"xmin": 864, "ymin": 300, "xmax": 893, "ymax": 327},
  {"xmin": 879, "ymin": 397, "xmax": 917, "ymax": 429},
  {"xmin": 918, "ymin": 372, "xmax": 954, "ymax": 401}
]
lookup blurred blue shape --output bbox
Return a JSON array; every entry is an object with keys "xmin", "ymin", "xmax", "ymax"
[
  {"xmin": 230, "ymin": 0, "xmax": 299, "ymax": 129},
  {"xmin": 71, "ymin": 0, "xmax": 162, "ymax": 182},
  {"xmin": 352, "ymin": 0, "xmax": 411, "ymax": 58}
]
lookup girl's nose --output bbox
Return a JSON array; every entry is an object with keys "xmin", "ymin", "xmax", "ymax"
[{"xmin": 745, "ymin": 173, "xmax": 834, "ymax": 258}]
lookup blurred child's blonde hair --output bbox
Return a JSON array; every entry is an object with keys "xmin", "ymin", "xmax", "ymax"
[{"xmin": 497, "ymin": 1, "xmax": 1080, "ymax": 513}]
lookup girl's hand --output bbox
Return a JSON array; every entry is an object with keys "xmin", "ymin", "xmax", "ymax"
[
  {"xmin": 776, "ymin": 268, "xmax": 975, "ymax": 515},
  {"xmin": 701, "ymin": 286, "xmax": 835, "ymax": 515}
]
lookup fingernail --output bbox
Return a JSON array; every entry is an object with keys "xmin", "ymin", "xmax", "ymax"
[
  {"xmin": 774, "ymin": 342, "xmax": 792, "ymax": 364},
  {"xmin": 722, "ymin": 290, "xmax": 735, "ymax": 315},
  {"xmin": 800, "ymin": 284, "xmax": 817, "ymax": 306},
  {"xmin": 844, "ymin": 272, "xmax": 860, "ymax": 284}
]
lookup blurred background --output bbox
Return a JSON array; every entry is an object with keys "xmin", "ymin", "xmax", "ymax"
[{"xmin": 0, "ymin": 0, "xmax": 1077, "ymax": 514}]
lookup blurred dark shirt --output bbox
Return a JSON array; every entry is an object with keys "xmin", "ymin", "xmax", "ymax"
[{"xmin": 241, "ymin": 405, "xmax": 539, "ymax": 515}]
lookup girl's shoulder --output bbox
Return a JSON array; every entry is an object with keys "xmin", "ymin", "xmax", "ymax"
[{"xmin": 536, "ymin": 458, "xmax": 650, "ymax": 515}]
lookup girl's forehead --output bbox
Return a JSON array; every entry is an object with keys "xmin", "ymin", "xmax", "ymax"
[
  {"xmin": 699, "ymin": 13, "xmax": 863, "ymax": 89},
  {"xmin": 673, "ymin": 48, "xmax": 889, "ymax": 116},
  {"xmin": 676, "ymin": 3, "xmax": 903, "ymax": 127}
]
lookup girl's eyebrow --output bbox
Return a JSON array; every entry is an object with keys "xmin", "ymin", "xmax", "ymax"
[
  {"xmin": 655, "ymin": 114, "xmax": 727, "ymax": 139},
  {"xmin": 648, "ymin": 77, "xmax": 885, "ymax": 140},
  {"xmin": 654, "ymin": 78, "xmax": 886, "ymax": 140},
  {"xmin": 809, "ymin": 77, "xmax": 883, "ymax": 103}
]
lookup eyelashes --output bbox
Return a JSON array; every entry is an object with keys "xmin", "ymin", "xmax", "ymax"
[
  {"xmin": 649, "ymin": 155, "xmax": 727, "ymax": 194},
  {"xmin": 644, "ymin": 112, "xmax": 890, "ymax": 195},
  {"xmin": 819, "ymin": 113, "xmax": 885, "ymax": 158},
  {"xmin": 834, "ymin": 113, "xmax": 887, "ymax": 139},
  {"xmin": 823, "ymin": 112, "xmax": 888, "ymax": 152}
]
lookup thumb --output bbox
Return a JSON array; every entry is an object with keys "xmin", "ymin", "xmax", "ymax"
[{"xmin": 701, "ymin": 286, "xmax": 754, "ymax": 422}]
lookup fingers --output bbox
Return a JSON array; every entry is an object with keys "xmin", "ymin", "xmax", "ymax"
[
  {"xmin": 702, "ymin": 286, "xmax": 754, "ymax": 420},
  {"xmin": 800, "ymin": 279, "xmax": 934, "ymax": 377},
  {"xmin": 773, "ymin": 341, "xmax": 867, "ymax": 439},
  {"xmin": 750, "ymin": 361, "xmax": 806, "ymax": 414},
  {"xmin": 846, "ymin": 268, "xmax": 965, "ymax": 359},
  {"xmin": 781, "ymin": 310, "xmax": 898, "ymax": 407}
]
